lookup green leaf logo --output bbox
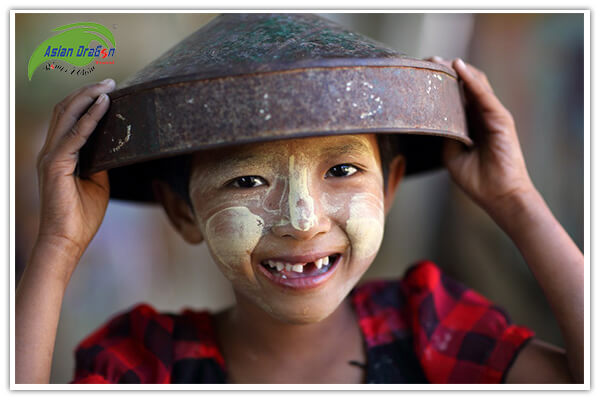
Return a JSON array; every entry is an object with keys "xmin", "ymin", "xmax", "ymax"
[{"xmin": 28, "ymin": 22, "xmax": 116, "ymax": 81}]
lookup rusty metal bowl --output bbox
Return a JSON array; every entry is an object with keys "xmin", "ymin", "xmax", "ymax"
[{"xmin": 78, "ymin": 13, "xmax": 470, "ymax": 202}]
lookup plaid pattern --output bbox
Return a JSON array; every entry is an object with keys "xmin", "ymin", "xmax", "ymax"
[
  {"xmin": 71, "ymin": 305, "xmax": 226, "ymax": 383},
  {"xmin": 71, "ymin": 260, "xmax": 534, "ymax": 384},
  {"xmin": 351, "ymin": 260, "xmax": 534, "ymax": 383}
]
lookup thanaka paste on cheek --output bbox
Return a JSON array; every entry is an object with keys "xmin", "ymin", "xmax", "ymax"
[
  {"xmin": 345, "ymin": 193, "xmax": 385, "ymax": 260},
  {"xmin": 189, "ymin": 135, "xmax": 385, "ymax": 324},
  {"xmin": 320, "ymin": 192, "xmax": 343, "ymax": 215},
  {"xmin": 204, "ymin": 206, "xmax": 264, "ymax": 275}
]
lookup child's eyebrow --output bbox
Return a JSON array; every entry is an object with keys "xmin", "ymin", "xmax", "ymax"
[
  {"xmin": 319, "ymin": 140, "xmax": 372, "ymax": 157},
  {"xmin": 215, "ymin": 139, "xmax": 372, "ymax": 170},
  {"xmin": 217, "ymin": 153, "xmax": 263, "ymax": 170}
]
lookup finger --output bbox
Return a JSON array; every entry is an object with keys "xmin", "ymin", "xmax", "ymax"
[
  {"xmin": 46, "ymin": 79, "xmax": 116, "ymax": 149},
  {"xmin": 39, "ymin": 80, "xmax": 114, "ymax": 173},
  {"xmin": 453, "ymin": 59, "xmax": 504, "ymax": 115},
  {"xmin": 455, "ymin": 59, "xmax": 494, "ymax": 95},
  {"xmin": 44, "ymin": 80, "xmax": 113, "ymax": 149},
  {"xmin": 47, "ymin": 93, "xmax": 111, "ymax": 175},
  {"xmin": 50, "ymin": 79, "xmax": 115, "ymax": 144},
  {"xmin": 463, "ymin": 62, "xmax": 494, "ymax": 94},
  {"xmin": 45, "ymin": 85, "xmax": 90, "ymax": 141}
]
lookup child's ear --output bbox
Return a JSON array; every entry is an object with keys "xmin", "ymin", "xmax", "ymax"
[
  {"xmin": 383, "ymin": 154, "xmax": 406, "ymax": 215},
  {"xmin": 152, "ymin": 180, "xmax": 204, "ymax": 244}
]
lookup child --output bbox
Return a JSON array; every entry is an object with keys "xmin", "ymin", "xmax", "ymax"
[{"xmin": 15, "ymin": 21, "xmax": 583, "ymax": 383}]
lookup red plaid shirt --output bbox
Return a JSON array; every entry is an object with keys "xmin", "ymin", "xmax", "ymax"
[{"xmin": 71, "ymin": 260, "xmax": 534, "ymax": 384}]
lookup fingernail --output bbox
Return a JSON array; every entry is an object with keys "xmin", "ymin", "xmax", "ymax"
[
  {"xmin": 432, "ymin": 56, "xmax": 443, "ymax": 62},
  {"xmin": 100, "ymin": 78, "xmax": 115, "ymax": 87},
  {"xmin": 95, "ymin": 93, "xmax": 107, "ymax": 104},
  {"xmin": 456, "ymin": 58, "xmax": 466, "ymax": 69}
]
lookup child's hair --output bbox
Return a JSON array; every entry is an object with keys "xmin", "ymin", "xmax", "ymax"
[{"xmin": 154, "ymin": 134, "xmax": 405, "ymax": 211}]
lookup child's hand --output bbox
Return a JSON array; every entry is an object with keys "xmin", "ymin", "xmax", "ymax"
[
  {"xmin": 35, "ymin": 79, "xmax": 115, "ymax": 263},
  {"xmin": 17, "ymin": 80, "xmax": 114, "ymax": 383},
  {"xmin": 427, "ymin": 57, "xmax": 536, "ymax": 217}
]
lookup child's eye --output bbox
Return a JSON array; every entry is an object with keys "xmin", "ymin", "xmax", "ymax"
[
  {"xmin": 325, "ymin": 164, "xmax": 359, "ymax": 178},
  {"xmin": 230, "ymin": 176, "xmax": 267, "ymax": 189}
]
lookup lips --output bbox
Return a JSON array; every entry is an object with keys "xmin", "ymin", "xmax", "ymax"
[{"xmin": 257, "ymin": 253, "xmax": 341, "ymax": 290}]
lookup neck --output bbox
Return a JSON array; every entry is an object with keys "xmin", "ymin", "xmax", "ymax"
[{"xmin": 218, "ymin": 291, "xmax": 359, "ymax": 363}]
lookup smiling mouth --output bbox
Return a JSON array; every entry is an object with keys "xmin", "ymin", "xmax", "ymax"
[{"xmin": 260, "ymin": 253, "xmax": 341, "ymax": 288}]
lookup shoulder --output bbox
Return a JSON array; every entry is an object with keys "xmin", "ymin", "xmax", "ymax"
[
  {"xmin": 352, "ymin": 260, "xmax": 535, "ymax": 383},
  {"xmin": 71, "ymin": 303, "xmax": 223, "ymax": 384}
]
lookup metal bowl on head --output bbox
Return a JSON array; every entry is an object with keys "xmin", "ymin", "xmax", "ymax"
[{"xmin": 78, "ymin": 13, "xmax": 470, "ymax": 202}]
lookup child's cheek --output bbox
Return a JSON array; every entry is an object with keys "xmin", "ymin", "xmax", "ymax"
[
  {"xmin": 345, "ymin": 193, "xmax": 385, "ymax": 260},
  {"xmin": 204, "ymin": 206, "xmax": 264, "ymax": 278},
  {"xmin": 321, "ymin": 191, "xmax": 385, "ymax": 260}
]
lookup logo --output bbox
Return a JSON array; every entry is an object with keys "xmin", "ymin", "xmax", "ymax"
[{"xmin": 28, "ymin": 22, "xmax": 116, "ymax": 81}]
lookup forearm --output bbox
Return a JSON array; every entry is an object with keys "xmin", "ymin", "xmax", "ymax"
[
  {"xmin": 489, "ymin": 188, "xmax": 584, "ymax": 383},
  {"xmin": 15, "ymin": 239, "xmax": 78, "ymax": 384}
]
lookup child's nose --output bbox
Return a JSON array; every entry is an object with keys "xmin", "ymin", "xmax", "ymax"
[
  {"xmin": 272, "ymin": 155, "xmax": 332, "ymax": 240},
  {"xmin": 272, "ymin": 190, "xmax": 332, "ymax": 241},
  {"xmin": 270, "ymin": 213, "xmax": 332, "ymax": 241}
]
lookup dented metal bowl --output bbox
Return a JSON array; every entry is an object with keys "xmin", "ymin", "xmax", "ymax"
[{"xmin": 78, "ymin": 13, "xmax": 470, "ymax": 202}]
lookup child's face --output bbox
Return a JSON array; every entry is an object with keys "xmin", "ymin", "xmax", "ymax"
[{"xmin": 172, "ymin": 134, "xmax": 403, "ymax": 324}]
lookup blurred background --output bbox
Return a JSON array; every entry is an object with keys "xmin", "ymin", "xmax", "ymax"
[{"xmin": 14, "ymin": 13, "xmax": 584, "ymax": 383}]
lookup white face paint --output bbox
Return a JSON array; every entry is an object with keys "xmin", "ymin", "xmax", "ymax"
[
  {"xmin": 187, "ymin": 134, "xmax": 393, "ymax": 324},
  {"xmin": 345, "ymin": 193, "xmax": 385, "ymax": 260},
  {"xmin": 204, "ymin": 206, "xmax": 264, "ymax": 272},
  {"xmin": 287, "ymin": 155, "xmax": 318, "ymax": 231},
  {"xmin": 320, "ymin": 192, "xmax": 343, "ymax": 215}
]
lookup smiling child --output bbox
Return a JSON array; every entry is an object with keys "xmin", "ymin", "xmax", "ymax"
[{"xmin": 15, "ymin": 15, "xmax": 583, "ymax": 384}]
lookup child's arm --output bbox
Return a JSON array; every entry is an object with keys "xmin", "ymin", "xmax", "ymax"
[
  {"xmin": 15, "ymin": 79, "xmax": 115, "ymax": 383},
  {"xmin": 430, "ymin": 57, "xmax": 584, "ymax": 383}
]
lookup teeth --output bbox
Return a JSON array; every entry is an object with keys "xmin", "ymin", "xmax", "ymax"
[
  {"xmin": 315, "ymin": 258, "xmax": 323, "ymax": 269},
  {"xmin": 264, "ymin": 255, "xmax": 335, "ymax": 273}
]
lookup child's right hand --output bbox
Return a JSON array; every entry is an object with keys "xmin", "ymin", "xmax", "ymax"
[
  {"xmin": 35, "ymin": 79, "xmax": 115, "ymax": 265},
  {"xmin": 17, "ymin": 80, "xmax": 115, "ymax": 383}
]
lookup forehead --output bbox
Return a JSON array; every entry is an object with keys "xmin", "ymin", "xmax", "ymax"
[{"xmin": 191, "ymin": 133, "xmax": 379, "ymax": 168}]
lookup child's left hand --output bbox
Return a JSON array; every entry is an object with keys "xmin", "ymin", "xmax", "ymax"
[
  {"xmin": 427, "ymin": 58, "xmax": 583, "ymax": 385},
  {"xmin": 427, "ymin": 56, "xmax": 537, "ymax": 218}
]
